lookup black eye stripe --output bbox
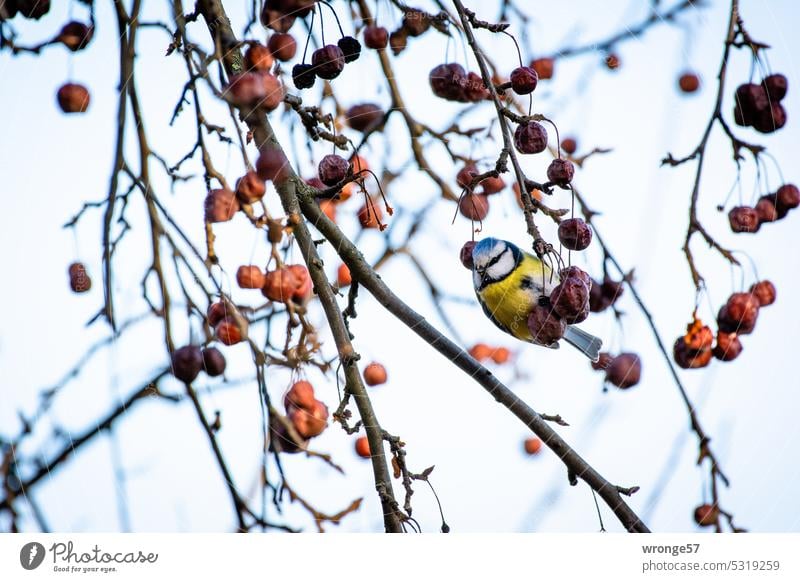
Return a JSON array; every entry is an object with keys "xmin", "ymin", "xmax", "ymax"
[{"xmin": 484, "ymin": 249, "xmax": 505, "ymax": 270}]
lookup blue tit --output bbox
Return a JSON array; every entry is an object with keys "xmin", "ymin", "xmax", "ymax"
[{"xmin": 471, "ymin": 237, "xmax": 602, "ymax": 361}]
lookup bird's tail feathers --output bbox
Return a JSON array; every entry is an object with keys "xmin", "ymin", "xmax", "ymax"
[{"xmin": 563, "ymin": 326, "xmax": 602, "ymax": 362}]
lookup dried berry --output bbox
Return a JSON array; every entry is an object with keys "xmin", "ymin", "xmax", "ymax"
[
  {"xmin": 290, "ymin": 400, "xmax": 328, "ymax": 438},
  {"xmin": 236, "ymin": 265, "xmax": 266, "ymax": 289},
  {"xmin": 267, "ymin": 33, "xmax": 297, "ymax": 61},
  {"xmin": 510, "ymin": 66, "xmax": 538, "ymax": 95},
  {"xmin": 559, "ymin": 266, "xmax": 592, "ymax": 288},
  {"xmin": 591, "ymin": 352, "xmax": 614, "ymax": 371},
  {"xmin": 713, "ymin": 332, "xmax": 742, "ymax": 361},
  {"xmin": 204, "ymin": 188, "xmax": 239, "ymax": 222},
  {"xmin": 561, "ymin": 137, "xmax": 578, "ymax": 155},
  {"xmin": 256, "ymin": 149, "xmax": 290, "ymax": 183},
  {"xmin": 604, "ymin": 53, "xmax": 621, "ymax": 70},
  {"xmin": 17, "ymin": 0, "xmax": 49, "ymax": 19},
  {"xmin": 733, "ymin": 83, "xmax": 768, "ymax": 127},
  {"xmin": 215, "ymin": 317, "xmax": 244, "ymax": 345},
  {"xmin": 202, "ymin": 347, "xmax": 227, "ymax": 377},
  {"xmin": 728, "ymin": 206, "xmax": 760, "ymax": 233},
  {"xmin": 531, "ymin": 57, "xmax": 554, "ymax": 80},
  {"xmin": 363, "ymin": 26, "xmax": 389, "ymax": 50},
  {"xmin": 429, "ymin": 63, "xmax": 466, "ymax": 101},
  {"xmin": 606, "ymin": 353, "xmax": 641, "ymax": 389},
  {"xmin": 244, "ymin": 43, "xmax": 274, "ymax": 71},
  {"xmin": 527, "ymin": 304, "xmax": 567, "ymax": 344},
  {"xmin": 460, "ymin": 241, "xmax": 476, "ymax": 270},
  {"xmin": 749, "ymin": 280, "xmax": 776, "ymax": 306},
  {"xmin": 235, "ymin": 171, "xmax": 266, "ymax": 204},
  {"xmin": 558, "ymin": 218, "xmax": 592, "ymax": 251},
  {"xmin": 58, "ymin": 21, "xmax": 93, "ymax": 51},
  {"xmin": 547, "ymin": 158, "xmax": 575, "ymax": 186},
  {"xmin": 762, "ymin": 73, "xmax": 788, "ymax": 102},
  {"xmin": 57, "ymin": 83, "xmax": 90, "ymax": 113},
  {"xmin": 717, "ymin": 293, "xmax": 759, "ymax": 335},
  {"xmin": 337, "ymin": 36, "xmax": 361, "ymax": 63},
  {"xmin": 207, "ymin": 301, "xmax": 228, "ymax": 327},
  {"xmin": 678, "ymin": 72, "xmax": 701, "ymax": 93},
  {"xmin": 389, "ymin": 28, "xmax": 408, "ymax": 55},
  {"xmin": 402, "ymin": 8, "xmax": 430, "ymax": 36},
  {"xmin": 462, "ymin": 72, "xmax": 489, "ymax": 102},
  {"xmin": 458, "ymin": 193, "xmax": 489, "ymax": 221},
  {"xmin": 318, "ymin": 154, "xmax": 349, "ymax": 186},
  {"xmin": 673, "ymin": 337, "xmax": 712, "ymax": 369},
  {"xmin": 358, "ymin": 200, "xmax": 384, "ymax": 228},
  {"xmin": 292, "ymin": 63, "xmax": 316, "ymax": 89},
  {"xmin": 456, "ymin": 164, "xmax": 480, "ymax": 189},
  {"xmin": 694, "ymin": 504, "xmax": 719, "ymax": 527},
  {"xmin": 363, "ymin": 362, "xmax": 388, "ymax": 386},
  {"xmin": 755, "ymin": 196, "xmax": 779, "ymax": 223},
  {"xmin": 284, "ymin": 380, "xmax": 316, "ymax": 411},
  {"xmin": 775, "ymin": 184, "xmax": 800, "ymax": 212},
  {"xmin": 172, "ymin": 345, "xmax": 203, "ymax": 383},
  {"xmin": 345, "ymin": 103, "xmax": 384, "ymax": 133},
  {"xmin": 683, "ymin": 318, "xmax": 714, "ymax": 352},
  {"xmin": 355, "ymin": 436, "xmax": 371, "ymax": 458},
  {"xmin": 752, "ymin": 102, "xmax": 787, "ymax": 134},
  {"xmin": 262, "ymin": 265, "xmax": 312, "ymax": 304},
  {"xmin": 68, "ymin": 262, "xmax": 92, "ymax": 293},
  {"xmin": 550, "ymin": 277, "xmax": 589, "ymax": 323},
  {"xmin": 524, "ymin": 437, "xmax": 542, "ymax": 455},
  {"xmin": 514, "ymin": 122, "xmax": 548, "ymax": 154},
  {"xmin": 312, "ymin": 45, "xmax": 345, "ymax": 79}
]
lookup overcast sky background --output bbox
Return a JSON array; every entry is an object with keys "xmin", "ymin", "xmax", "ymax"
[{"xmin": 1, "ymin": 0, "xmax": 799, "ymax": 533}]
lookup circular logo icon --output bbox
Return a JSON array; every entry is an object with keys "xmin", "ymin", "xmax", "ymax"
[{"xmin": 19, "ymin": 542, "xmax": 46, "ymax": 570}]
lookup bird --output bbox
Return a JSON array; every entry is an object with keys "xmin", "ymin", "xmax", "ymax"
[{"xmin": 470, "ymin": 237, "xmax": 602, "ymax": 361}]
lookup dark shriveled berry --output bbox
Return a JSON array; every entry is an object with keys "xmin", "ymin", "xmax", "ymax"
[
  {"xmin": 172, "ymin": 345, "xmax": 203, "ymax": 383},
  {"xmin": 389, "ymin": 29, "xmax": 408, "ymax": 55},
  {"xmin": 402, "ymin": 8, "xmax": 430, "ymax": 37},
  {"xmin": 749, "ymin": 280, "xmax": 776, "ymax": 307},
  {"xmin": 429, "ymin": 63, "xmax": 466, "ymax": 101},
  {"xmin": 713, "ymin": 332, "xmax": 742, "ymax": 361},
  {"xmin": 527, "ymin": 304, "xmax": 566, "ymax": 345},
  {"xmin": 733, "ymin": 83, "xmax": 768, "ymax": 127},
  {"xmin": 312, "ymin": 45, "xmax": 345, "ymax": 79},
  {"xmin": 673, "ymin": 337, "xmax": 712, "ymax": 369},
  {"xmin": 752, "ymin": 102, "xmax": 787, "ymax": 134},
  {"xmin": 762, "ymin": 74, "xmax": 788, "ymax": 102},
  {"xmin": 202, "ymin": 347, "xmax": 227, "ymax": 377},
  {"xmin": 550, "ymin": 276, "xmax": 589, "ymax": 324},
  {"xmin": 292, "ymin": 63, "xmax": 316, "ymax": 89},
  {"xmin": 728, "ymin": 206, "xmax": 760, "ymax": 233},
  {"xmin": 462, "ymin": 72, "xmax": 489, "ymax": 102},
  {"xmin": 204, "ymin": 189, "xmax": 239, "ymax": 222},
  {"xmin": 338, "ymin": 36, "xmax": 362, "ymax": 63},
  {"xmin": 514, "ymin": 122, "xmax": 548, "ymax": 154},
  {"xmin": 318, "ymin": 154, "xmax": 349, "ymax": 186},
  {"xmin": 559, "ymin": 266, "xmax": 592, "ymax": 288},
  {"xmin": 558, "ymin": 218, "xmax": 592, "ymax": 251},
  {"xmin": 547, "ymin": 158, "xmax": 575, "ymax": 186},
  {"xmin": 776, "ymin": 184, "xmax": 800, "ymax": 212},
  {"xmin": 717, "ymin": 293, "xmax": 759, "ymax": 335},
  {"xmin": 606, "ymin": 353, "xmax": 641, "ymax": 389},
  {"xmin": 460, "ymin": 241, "xmax": 476, "ymax": 270},
  {"xmin": 510, "ymin": 66, "xmax": 538, "ymax": 95}
]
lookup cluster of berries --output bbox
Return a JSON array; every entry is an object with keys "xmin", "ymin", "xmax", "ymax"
[
  {"xmin": 733, "ymin": 74, "xmax": 788, "ymax": 133},
  {"xmin": 271, "ymin": 380, "xmax": 329, "ymax": 453},
  {"xmin": 729, "ymin": 183, "xmax": 799, "ymax": 233}
]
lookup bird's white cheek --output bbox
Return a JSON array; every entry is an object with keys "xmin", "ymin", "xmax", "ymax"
[{"xmin": 472, "ymin": 270, "xmax": 482, "ymax": 289}]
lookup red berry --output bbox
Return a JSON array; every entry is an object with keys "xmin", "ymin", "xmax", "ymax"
[
  {"xmin": 215, "ymin": 317, "xmax": 244, "ymax": 345},
  {"xmin": 312, "ymin": 45, "xmax": 345, "ymax": 80},
  {"xmin": 235, "ymin": 171, "xmax": 266, "ymax": 204},
  {"xmin": 256, "ymin": 149, "xmax": 290, "ymax": 183},
  {"xmin": 469, "ymin": 343, "xmax": 493, "ymax": 362},
  {"xmin": 558, "ymin": 218, "xmax": 592, "ymax": 251},
  {"xmin": 547, "ymin": 158, "xmax": 575, "ymax": 186},
  {"xmin": 355, "ymin": 436, "xmax": 371, "ymax": 458},
  {"xmin": 491, "ymin": 347, "xmax": 511, "ymax": 364},
  {"xmin": 678, "ymin": 72, "xmax": 701, "ymax": 93},
  {"xmin": 717, "ymin": 293, "xmax": 760, "ymax": 335},
  {"xmin": 345, "ymin": 103, "xmax": 384, "ymax": 133},
  {"xmin": 510, "ymin": 66, "xmax": 538, "ymax": 95},
  {"xmin": 524, "ymin": 437, "xmax": 542, "ymax": 455},
  {"xmin": 713, "ymin": 332, "xmax": 742, "ymax": 361},
  {"xmin": 68, "ymin": 262, "xmax": 92, "ymax": 293},
  {"xmin": 58, "ymin": 21, "xmax": 93, "ymax": 51},
  {"xmin": 728, "ymin": 206, "xmax": 760, "ymax": 233},
  {"xmin": 606, "ymin": 353, "xmax": 642, "ymax": 389},
  {"xmin": 284, "ymin": 380, "xmax": 317, "ymax": 411},
  {"xmin": 204, "ymin": 189, "xmax": 239, "ymax": 222},
  {"xmin": 336, "ymin": 264, "xmax": 352, "ymax": 287},
  {"xmin": 514, "ymin": 122, "xmax": 548, "ymax": 154},
  {"xmin": 429, "ymin": 63, "xmax": 467, "ymax": 101},
  {"xmin": 244, "ymin": 43, "xmax": 274, "ymax": 71},
  {"xmin": 207, "ymin": 301, "xmax": 229, "ymax": 327},
  {"xmin": 527, "ymin": 304, "xmax": 567, "ymax": 345},
  {"xmin": 604, "ymin": 53, "xmax": 621, "ymax": 70},
  {"xmin": 57, "ymin": 83, "xmax": 90, "ymax": 113},
  {"xmin": 762, "ymin": 73, "xmax": 788, "ymax": 102},
  {"xmin": 550, "ymin": 276, "xmax": 590, "ymax": 323},
  {"xmin": 560, "ymin": 137, "xmax": 577, "ymax": 155},
  {"xmin": 749, "ymin": 280, "xmax": 776, "ymax": 306},
  {"xmin": 290, "ymin": 400, "xmax": 328, "ymax": 438},
  {"xmin": 694, "ymin": 504, "xmax": 719, "ymax": 527},
  {"xmin": 775, "ymin": 184, "xmax": 800, "ymax": 212},
  {"xmin": 458, "ymin": 193, "xmax": 489, "ymax": 221},
  {"xmin": 673, "ymin": 337, "xmax": 712, "ymax": 369},
  {"xmin": 755, "ymin": 196, "xmax": 779, "ymax": 222},
  {"xmin": 753, "ymin": 102, "xmax": 787, "ymax": 133},
  {"xmin": 459, "ymin": 241, "xmax": 476, "ymax": 270},
  {"xmin": 530, "ymin": 57, "xmax": 554, "ymax": 80},
  {"xmin": 456, "ymin": 164, "xmax": 480, "ymax": 189},
  {"xmin": 363, "ymin": 362, "xmax": 388, "ymax": 386},
  {"xmin": 402, "ymin": 8, "xmax": 430, "ymax": 37},
  {"xmin": 267, "ymin": 33, "xmax": 297, "ymax": 61},
  {"xmin": 389, "ymin": 28, "xmax": 408, "ymax": 55},
  {"xmin": 236, "ymin": 265, "xmax": 266, "ymax": 289},
  {"xmin": 318, "ymin": 154, "xmax": 349, "ymax": 186},
  {"xmin": 357, "ymin": 201, "xmax": 384, "ymax": 229},
  {"xmin": 363, "ymin": 26, "xmax": 389, "ymax": 50}
]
